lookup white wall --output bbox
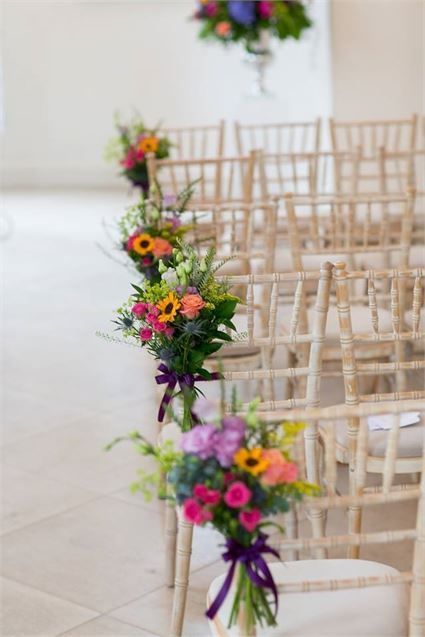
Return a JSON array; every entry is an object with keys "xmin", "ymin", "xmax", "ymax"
[
  {"xmin": 1, "ymin": 0, "xmax": 332, "ymax": 188},
  {"xmin": 331, "ymin": 0, "xmax": 424, "ymax": 120}
]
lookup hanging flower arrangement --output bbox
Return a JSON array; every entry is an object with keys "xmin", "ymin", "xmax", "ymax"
[{"xmin": 192, "ymin": 1, "xmax": 312, "ymax": 51}]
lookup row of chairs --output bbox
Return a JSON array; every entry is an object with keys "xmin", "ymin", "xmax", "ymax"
[
  {"xmin": 162, "ymin": 114, "xmax": 423, "ymax": 159},
  {"xmin": 163, "ymin": 263, "xmax": 424, "ymax": 636}
]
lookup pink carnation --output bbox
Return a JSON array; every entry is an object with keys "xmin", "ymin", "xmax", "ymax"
[
  {"xmin": 193, "ymin": 484, "xmax": 221, "ymax": 505},
  {"xmin": 132, "ymin": 302, "xmax": 148, "ymax": 318},
  {"xmin": 224, "ymin": 481, "xmax": 252, "ymax": 509},
  {"xmin": 139, "ymin": 328, "xmax": 152, "ymax": 342},
  {"xmin": 239, "ymin": 508, "xmax": 262, "ymax": 533}
]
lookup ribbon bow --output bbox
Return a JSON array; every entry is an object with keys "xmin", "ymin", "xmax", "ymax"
[
  {"xmin": 155, "ymin": 363, "xmax": 221, "ymax": 422},
  {"xmin": 206, "ymin": 533, "xmax": 280, "ymax": 620}
]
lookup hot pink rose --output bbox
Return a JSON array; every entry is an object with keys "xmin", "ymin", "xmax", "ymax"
[
  {"xmin": 193, "ymin": 484, "xmax": 221, "ymax": 505},
  {"xmin": 126, "ymin": 232, "xmax": 139, "ymax": 251},
  {"xmin": 147, "ymin": 305, "xmax": 159, "ymax": 317},
  {"xmin": 179, "ymin": 294, "xmax": 206, "ymax": 320},
  {"xmin": 204, "ymin": 1, "xmax": 218, "ymax": 17},
  {"xmin": 183, "ymin": 498, "xmax": 212, "ymax": 525},
  {"xmin": 131, "ymin": 302, "xmax": 148, "ymax": 318},
  {"xmin": 224, "ymin": 481, "xmax": 252, "ymax": 508},
  {"xmin": 183, "ymin": 498, "xmax": 204, "ymax": 525},
  {"xmin": 258, "ymin": 1, "xmax": 273, "ymax": 19},
  {"xmin": 153, "ymin": 320, "xmax": 167, "ymax": 333},
  {"xmin": 139, "ymin": 328, "xmax": 152, "ymax": 342},
  {"xmin": 239, "ymin": 508, "xmax": 262, "ymax": 533},
  {"xmin": 121, "ymin": 148, "xmax": 137, "ymax": 170},
  {"xmin": 164, "ymin": 326, "xmax": 174, "ymax": 338}
]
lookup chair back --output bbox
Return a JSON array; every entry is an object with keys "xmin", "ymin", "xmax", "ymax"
[
  {"xmin": 146, "ymin": 152, "xmax": 257, "ymax": 206},
  {"xmin": 162, "ymin": 121, "xmax": 225, "ymax": 159},
  {"xmin": 235, "ymin": 118, "xmax": 321, "ymax": 155}
]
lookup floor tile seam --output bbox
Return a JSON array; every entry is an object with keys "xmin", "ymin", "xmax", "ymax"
[
  {"xmin": 0, "ymin": 573, "xmax": 102, "ymax": 615},
  {"xmin": 0, "ymin": 494, "xmax": 103, "ymax": 538}
]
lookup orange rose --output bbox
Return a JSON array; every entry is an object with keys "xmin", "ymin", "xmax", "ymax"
[
  {"xmin": 179, "ymin": 294, "xmax": 206, "ymax": 320},
  {"xmin": 261, "ymin": 449, "xmax": 298, "ymax": 486},
  {"xmin": 152, "ymin": 237, "xmax": 173, "ymax": 258}
]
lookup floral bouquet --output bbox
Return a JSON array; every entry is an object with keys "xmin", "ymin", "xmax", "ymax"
[
  {"xmin": 107, "ymin": 397, "xmax": 318, "ymax": 634},
  {"xmin": 117, "ymin": 183, "xmax": 195, "ymax": 283},
  {"xmin": 192, "ymin": 1, "xmax": 312, "ymax": 50},
  {"xmin": 112, "ymin": 244, "xmax": 240, "ymax": 430},
  {"xmin": 105, "ymin": 113, "xmax": 171, "ymax": 193}
]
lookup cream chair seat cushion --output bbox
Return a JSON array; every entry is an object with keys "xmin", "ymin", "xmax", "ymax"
[
  {"xmin": 207, "ymin": 559, "xmax": 408, "ymax": 636},
  {"xmin": 331, "ymin": 414, "xmax": 425, "ymax": 458}
]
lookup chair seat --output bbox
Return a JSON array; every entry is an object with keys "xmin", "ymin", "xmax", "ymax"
[
  {"xmin": 331, "ymin": 415, "xmax": 424, "ymax": 458},
  {"xmin": 207, "ymin": 559, "xmax": 408, "ymax": 636}
]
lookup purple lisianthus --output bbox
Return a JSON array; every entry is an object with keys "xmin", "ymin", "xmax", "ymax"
[
  {"xmin": 228, "ymin": 1, "xmax": 256, "ymax": 26},
  {"xmin": 222, "ymin": 415, "xmax": 246, "ymax": 435},
  {"xmin": 181, "ymin": 423, "xmax": 217, "ymax": 459},
  {"xmin": 214, "ymin": 427, "xmax": 245, "ymax": 468}
]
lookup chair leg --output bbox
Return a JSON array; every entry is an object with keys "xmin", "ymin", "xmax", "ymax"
[
  {"xmin": 169, "ymin": 514, "xmax": 194, "ymax": 637},
  {"xmin": 282, "ymin": 504, "xmax": 299, "ymax": 561},
  {"xmin": 164, "ymin": 497, "xmax": 178, "ymax": 588}
]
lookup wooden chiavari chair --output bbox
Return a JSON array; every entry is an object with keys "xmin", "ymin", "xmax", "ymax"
[
  {"xmin": 162, "ymin": 121, "xmax": 225, "ymax": 159},
  {"xmin": 235, "ymin": 119, "xmax": 321, "ymax": 156},
  {"xmin": 207, "ymin": 398, "xmax": 425, "ymax": 637},
  {"xmin": 146, "ymin": 152, "xmax": 258, "ymax": 207},
  {"xmin": 332, "ymin": 264, "xmax": 425, "ymax": 554},
  {"xmin": 329, "ymin": 115, "xmax": 418, "ymax": 195},
  {"xmin": 256, "ymin": 150, "xmax": 361, "ymax": 201},
  {"xmin": 166, "ymin": 264, "xmax": 334, "ymax": 637}
]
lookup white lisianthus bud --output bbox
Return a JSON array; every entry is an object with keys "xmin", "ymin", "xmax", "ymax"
[
  {"xmin": 161, "ymin": 268, "xmax": 179, "ymax": 287},
  {"xmin": 158, "ymin": 259, "xmax": 167, "ymax": 274}
]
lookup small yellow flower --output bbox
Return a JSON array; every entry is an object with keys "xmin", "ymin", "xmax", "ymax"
[
  {"xmin": 132, "ymin": 233, "xmax": 155, "ymax": 256},
  {"xmin": 234, "ymin": 448, "xmax": 270, "ymax": 476},
  {"xmin": 138, "ymin": 136, "xmax": 159, "ymax": 154},
  {"xmin": 156, "ymin": 292, "xmax": 181, "ymax": 323}
]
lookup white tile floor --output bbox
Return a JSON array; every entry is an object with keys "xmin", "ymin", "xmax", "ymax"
[{"xmin": 0, "ymin": 190, "xmax": 417, "ymax": 636}]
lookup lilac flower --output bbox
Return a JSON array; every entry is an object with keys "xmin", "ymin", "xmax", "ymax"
[
  {"xmin": 228, "ymin": 1, "xmax": 256, "ymax": 26},
  {"xmin": 181, "ymin": 424, "xmax": 217, "ymax": 459},
  {"xmin": 222, "ymin": 415, "xmax": 246, "ymax": 436}
]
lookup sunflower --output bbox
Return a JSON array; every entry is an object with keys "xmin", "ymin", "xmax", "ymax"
[
  {"xmin": 156, "ymin": 292, "xmax": 181, "ymax": 323},
  {"xmin": 132, "ymin": 233, "xmax": 155, "ymax": 256},
  {"xmin": 234, "ymin": 448, "xmax": 269, "ymax": 476},
  {"xmin": 138, "ymin": 136, "xmax": 159, "ymax": 154}
]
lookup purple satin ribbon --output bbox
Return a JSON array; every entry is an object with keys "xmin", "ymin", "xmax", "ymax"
[
  {"xmin": 155, "ymin": 363, "xmax": 221, "ymax": 422},
  {"xmin": 206, "ymin": 533, "xmax": 280, "ymax": 621}
]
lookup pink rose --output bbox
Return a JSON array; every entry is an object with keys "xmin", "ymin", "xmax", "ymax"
[
  {"xmin": 132, "ymin": 302, "xmax": 148, "ymax": 318},
  {"xmin": 183, "ymin": 498, "xmax": 204, "ymax": 525},
  {"xmin": 205, "ymin": 1, "xmax": 218, "ymax": 17},
  {"xmin": 153, "ymin": 320, "xmax": 167, "ymax": 333},
  {"xmin": 179, "ymin": 294, "xmax": 206, "ymax": 320},
  {"xmin": 121, "ymin": 148, "xmax": 137, "ymax": 170},
  {"xmin": 239, "ymin": 508, "xmax": 262, "ymax": 533},
  {"xmin": 182, "ymin": 498, "xmax": 212, "ymax": 525},
  {"xmin": 164, "ymin": 326, "xmax": 174, "ymax": 338},
  {"xmin": 147, "ymin": 305, "xmax": 159, "ymax": 317},
  {"xmin": 193, "ymin": 484, "xmax": 221, "ymax": 505},
  {"xmin": 126, "ymin": 232, "xmax": 139, "ymax": 251},
  {"xmin": 145, "ymin": 313, "xmax": 158, "ymax": 325},
  {"xmin": 139, "ymin": 328, "xmax": 152, "ymax": 342},
  {"xmin": 258, "ymin": 1, "xmax": 273, "ymax": 19},
  {"xmin": 224, "ymin": 481, "xmax": 252, "ymax": 508}
]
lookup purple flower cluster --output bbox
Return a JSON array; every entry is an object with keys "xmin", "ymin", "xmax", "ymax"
[
  {"xmin": 228, "ymin": 1, "xmax": 256, "ymax": 26},
  {"xmin": 181, "ymin": 415, "xmax": 246, "ymax": 467}
]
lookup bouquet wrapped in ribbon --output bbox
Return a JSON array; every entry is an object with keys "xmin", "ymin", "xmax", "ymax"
[
  {"xmin": 117, "ymin": 183, "xmax": 195, "ymax": 282},
  {"xmin": 105, "ymin": 113, "xmax": 171, "ymax": 193},
  {"xmin": 192, "ymin": 1, "xmax": 312, "ymax": 50},
  {"xmin": 107, "ymin": 398, "xmax": 318, "ymax": 634},
  {"xmin": 113, "ymin": 244, "xmax": 240, "ymax": 430}
]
